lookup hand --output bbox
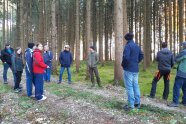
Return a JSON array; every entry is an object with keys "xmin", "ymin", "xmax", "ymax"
[{"xmin": 47, "ymin": 66, "xmax": 50, "ymax": 68}]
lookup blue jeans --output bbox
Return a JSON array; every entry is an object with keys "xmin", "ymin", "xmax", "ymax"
[
  {"xmin": 25, "ymin": 69, "xmax": 34, "ymax": 97},
  {"xmin": 123, "ymin": 70, "xmax": 140, "ymax": 108},
  {"xmin": 34, "ymin": 73, "xmax": 44, "ymax": 100},
  {"xmin": 59, "ymin": 67, "xmax": 71, "ymax": 83},
  {"xmin": 3, "ymin": 63, "xmax": 16, "ymax": 84},
  {"xmin": 44, "ymin": 68, "xmax": 51, "ymax": 81},
  {"xmin": 173, "ymin": 76, "xmax": 186, "ymax": 104}
]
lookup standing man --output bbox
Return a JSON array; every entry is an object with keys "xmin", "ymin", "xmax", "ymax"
[
  {"xmin": 168, "ymin": 41, "xmax": 186, "ymax": 107},
  {"xmin": 149, "ymin": 42, "xmax": 174, "ymax": 100},
  {"xmin": 121, "ymin": 33, "xmax": 144, "ymax": 111},
  {"xmin": 87, "ymin": 46, "xmax": 101, "ymax": 88},
  {"xmin": 1, "ymin": 43, "xmax": 16, "ymax": 84},
  {"xmin": 58, "ymin": 45, "xmax": 73, "ymax": 84},
  {"xmin": 25, "ymin": 42, "xmax": 35, "ymax": 97},
  {"xmin": 43, "ymin": 45, "xmax": 53, "ymax": 82}
]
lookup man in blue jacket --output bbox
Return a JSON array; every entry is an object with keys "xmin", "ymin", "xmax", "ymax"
[
  {"xmin": 43, "ymin": 45, "xmax": 53, "ymax": 82},
  {"xmin": 1, "ymin": 43, "xmax": 16, "ymax": 84},
  {"xmin": 121, "ymin": 33, "xmax": 144, "ymax": 111},
  {"xmin": 58, "ymin": 45, "xmax": 73, "ymax": 84},
  {"xmin": 149, "ymin": 42, "xmax": 174, "ymax": 100},
  {"xmin": 25, "ymin": 42, "xmax": 35, "ymax": 97}
]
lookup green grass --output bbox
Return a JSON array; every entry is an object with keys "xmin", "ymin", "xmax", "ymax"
[
  {"xmin": 57, "ymin": 61, "xmax": 179, "ymax": 101},
  {"xmin": 45, "ymin": 83, "xmax": 186, "ymax": 123}
]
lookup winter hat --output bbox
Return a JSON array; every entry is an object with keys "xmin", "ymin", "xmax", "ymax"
[
  {"xmin": 5, "ymin": 42, "xmax": 10, "ymax": 46},
  {"xmin": 124, "ymin": 33, "xmax": 134, "ymax": 41},
  {"xmin": 89, "ymin": 46, "xmax": 95, "ymax": 50},
  {"xmin": 28, "ymin": 42, "xmax": 35, "ymax": 49}
]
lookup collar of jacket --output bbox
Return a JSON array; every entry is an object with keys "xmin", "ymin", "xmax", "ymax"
[{"xmin": 127, "ymin": 40, "xmax": 134, "ymax": 44}]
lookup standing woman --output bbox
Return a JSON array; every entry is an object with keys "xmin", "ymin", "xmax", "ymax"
[
  {"xmin": 12, "ymin": 47, "xmax": 24, "ymax": 93},
  {"xmin": 33, "ymin": 43, "xmax": 48, "ymax": 101}
]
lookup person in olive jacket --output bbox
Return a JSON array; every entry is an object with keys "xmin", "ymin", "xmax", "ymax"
[{"xmin": 87, "ymin": 46, "xmax": 101, "ymax": 88}]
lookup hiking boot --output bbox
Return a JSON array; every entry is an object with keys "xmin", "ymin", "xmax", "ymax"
[
  {"xmin": 134, "ymin": 103, "xmax": 140, "ymax": 109},
  {"xmin": 57, "ymin": 81, "xmax": 62, "ymax": 84},
  {"xmin": 148, "ymin": 95, "xmax": 155, "ymax": 99},
  {"xmin": 167, "ymin": 102, "xmax": 179, "ymax": 107},
  {"xmin": 38, "ymin": 95, "xmax": 47, "ymax": 101},
  {"xmin": 123, "ymin": 104, "xmax": 133, "ymax": 111},
  {"xmin": 4, "ymin": 81, "xmax": 8, "ymax": 84},
  {"xmin": 14, "ymin": 89, "xmax": 22, "ymax": 93}
]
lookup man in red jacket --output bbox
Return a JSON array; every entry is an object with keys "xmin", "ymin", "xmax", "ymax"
[{"xmin": 33, "ymin": 43, "xmax": 48, "ymax": 101}]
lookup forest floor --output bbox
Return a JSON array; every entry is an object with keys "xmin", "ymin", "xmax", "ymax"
[{"xmin": 0, "ymin": 62, "xmax": 186, "ymax": 124}]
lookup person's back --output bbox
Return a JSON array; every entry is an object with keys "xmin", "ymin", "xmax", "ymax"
[
  {"xmin": 122, "ymin": 40, "xmax": 143, "ymax": 73},
  {"xmin": 157, "ymin": 48, "xmax": 174, "ymax": 71}
]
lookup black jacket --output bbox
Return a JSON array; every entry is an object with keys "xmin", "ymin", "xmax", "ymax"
[
  {"xmin": 12, "ymin": 55, "xmax": 24, "ymax": 72},
  {"xmin": 157, "ymin": 48, "xmax": 174, "ymax": 71},
  {"xmin": 1, "ymin": 47, "xmax": 14, "ymax": 65}
]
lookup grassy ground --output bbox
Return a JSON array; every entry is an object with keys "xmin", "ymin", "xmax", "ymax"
[{"xmin": 58, "ymin": 61, "xmax": 178, "ymax": 101}]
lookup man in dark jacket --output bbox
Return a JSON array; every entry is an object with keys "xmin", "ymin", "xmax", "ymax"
[
  {"xmin": 121, "ymin": 33, "xmax": 144, "ymax": 111},
  {"xmin": 25, "ymin": 42, "xmax": 35, "ymax": 97},
  {"xmin": 149, "ymin": 42, "xmax": 174, "ymax": 100},
  {"xmin": 43, "ymin": 45, "xmax": 53, "ymax": 82},
  {"xmin": 58, "ymin": 45, "xmax": 73, "ymax": 84},
  {"xmin": 1, "ymin": 43, "xmax": 16, "ymax": 84}
]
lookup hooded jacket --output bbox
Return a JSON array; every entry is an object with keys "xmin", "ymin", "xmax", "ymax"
[
  {"xmin": 33, "ymin": 49, "xmax": 47, "ymax": 74},
  {"xmin": 25, "ymin": 48, "xmax": 33, "ymax": 74},
  {"xmin": 157, "ymin": 48, "xmax": 174, "ymax": 71}
]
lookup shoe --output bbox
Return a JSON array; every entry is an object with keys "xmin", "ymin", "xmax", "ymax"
[
  {"xmin": 123, "ymin": 104, "xmax": 133, "ymax": 111},
  {"xmin": 4, "ymin": 81, "xmax": 8, "ymax": 84},
  {"xmin": 148, "ymin": 95, "xmax": 155, "ymax": 99},
  {"xmin": 134, "ymin": 104, "xmax": 140, "ymax": 109},
  {"xmin": 57, "ymin": 81, "xmax": 61, "ymax": 84},
  {"xmin": 180, "ymin": 101, "xmax": 186, "ymax": 106},
  {"xmin": 91, "ymin": 84, "xmax": 95, "ymax": 88},
  {"xmin": 38, "ymin": 96, "xmax": 47, "ymax": 101},
  {"xmin": 167, "ymin": 102, "xmax": 179, "ymax": 107},
  {"xmin": 14, "ymin": 89, "xmax": 22, "ymax": 93},
  {"xmin": 68, "ymin": 81, "xmax": 72, "ymax": 84},
  {"xmin": 30, "ymin": 94, "xmax": 35, "ymax": 98}
]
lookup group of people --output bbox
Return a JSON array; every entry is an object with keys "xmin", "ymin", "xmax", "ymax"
[
  {"xmin": 122, "ymin": 32, "xmax": 186, "ymax": 111},
  {"xmin": 1, "ymin": 32, "xmax": 185, "ymax": 110},
  {"xmin": 0, "ymin": 41, "xmax": 101, "ymax": 101}
]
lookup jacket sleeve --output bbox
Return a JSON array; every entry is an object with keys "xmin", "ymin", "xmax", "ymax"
[
  {"xmin": 123, "ymin": 45, "xmax": 131, "ymax": 62},
  {"xmin": 49, "ymin": 51, "xmax": 53, "ymax": 61},
  {"xmin": 11, "ymin": 53, "xmax": 16, "ymax": 73},
  {"xmin": 175, "ymin": 51, "xmax": 186, "ymax": 63},
  {"xmin": 70, "ymin": 53, "xmax": 73, "ymax": 65},
  {"xmin": 34, "ymin": 52, "xmax": 47, "ymax": 68},
  {"xmin": 138, "ymin": 48, "xmax": 144, "ymax": 63},
  {"xmin": 95, "ymin": 53, "xmax": 99, "ymax": 64},
  {"xmin": 171, "ymin": 54, "xmax": 175, "ymax": 67},
  {"xmin": 25, "ymin": 51, "xmax": 33, "ymax": 73},
  {"xmin": 1, "ymin": 50, "xmax": 5, "ymax": 63},
  {"xmin": 59, "ymin": 52, "xmax": 62, "ymax": 64}
]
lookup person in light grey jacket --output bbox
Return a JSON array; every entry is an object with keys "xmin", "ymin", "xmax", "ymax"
[{"xmin": 87, "ymin": 46, "xmax": 101, "ymax": 87}]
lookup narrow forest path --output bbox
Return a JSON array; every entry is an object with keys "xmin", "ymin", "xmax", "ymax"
[{"xmin": 0, "ymin": 66, "xmax": 186, "ymax": 124}]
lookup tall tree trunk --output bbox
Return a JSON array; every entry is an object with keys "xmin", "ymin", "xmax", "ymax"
[
  {"xmin": 98, "ymin": 0, "xmax": 104, "ymax": 65},
  {"xmin": 7, "ymin": 0, "xmax": 9, "ymax": 41},
  {"xmin": 75, "ymin": 0, "xmax": 80, "ymax": 72},
  {"xmin": 105, "ymin": 2, "xmax": 109, "ymax": 61},
  {"xmin": 169, "ymin": 0, "xmax": 172, "ymax": 51},
  {"xmin": 143, "ymin": 0, "xmax": 151, "ymax": 70},
  {"xmin": 38, "ymin": 0, "xmax": 45, "ymax": 44},
  {"xmin": 2, "ymin": 0, "xmax": 5, "ymax": 47},
  {"xmin": 51, "ymin": 0, "xmax": 57, "ymax": 73},
  {"xmin": 173, "ymin": 0, "xmax": 176, "ymax": 55},
  {"xmin": 179, "ymin": 0, "xmax": 184, "ymax": 52},
  {"xmin": 114, "ymin": 0, "xmax": 125, "ymax": 83}
]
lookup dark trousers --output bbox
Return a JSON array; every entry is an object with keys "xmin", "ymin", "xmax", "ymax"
[
  {"xmin": 150, "ymin": 70, "xmax": 170, "ymax": 100},
  {"xmin": 26, "ymin": 69, "xmax": 34, "ymax": 97},
  {"xmin": 3, "ymin": 63, "xmax": 16, "ymax": 84},
  {"xmin": 173, "ymin": 76, "xmax": 186, "ymax": 104},
  {"xmin": 89, "ymin": 67, "xmax": 101, "ymax": 86},
  {"xmin": 34, "ymin": 73, "xmax": 44, "ymax": 100},
  {"xmin": 14, "ymin": 71, "xmax": 22, "ymax": 89}
]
